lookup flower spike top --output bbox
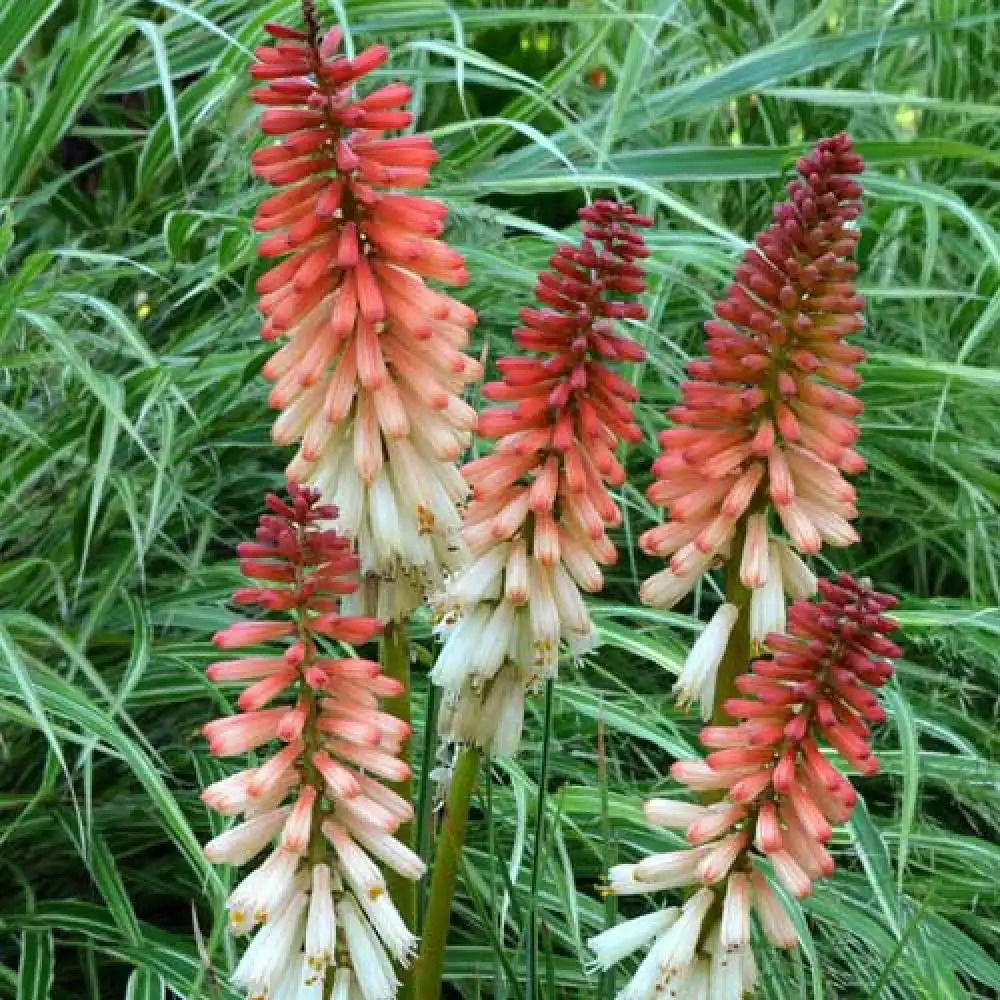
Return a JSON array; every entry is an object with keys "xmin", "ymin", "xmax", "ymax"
[
  {"xmin": 249, "ymin": 14, "xmax": 481, "ymax": 621},
  {"xmin": 432, "ymin": 200, "xmax": 652, "ymax": 755},
  {"xmin": 641, "ymin": 135, "xmax": 865, "ymax": 618},
  {"xmin": 589, "ymin": 574, "xmax": 900, "ymax": 999},
  {"xmin": 201, "ymin": 483, "xmax": 424, "ymax": 1000}
]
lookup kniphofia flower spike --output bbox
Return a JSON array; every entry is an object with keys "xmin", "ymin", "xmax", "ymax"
[
  {"xmin": 250, "ymin": 15, "xmax": 480, "ymax": 621},
  {"xmin": 202, "ymin": 483, "xmax": 423, "ymax": 1000},
  {"xmin": 589, "ymin": 575, "xmax": 901, "ymax": 999},
  {"xmin": 642, "ymin": 134, "xmax": 866, "ymax": 718},
  {"xmin": 431, "ymin": 200, "xmax": 651, "ymax": 754}
]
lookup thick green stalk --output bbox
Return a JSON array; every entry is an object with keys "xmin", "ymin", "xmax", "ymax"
[
  {"xmin": 699, "ymin": 510, "xmax": 761, "ymax": 938},
  {"xmin": 380, "ymin": 620, "xmax": 416, "ymax": 985},
  {"xmin": 710, "ymin": 514, "xmax": 754, "ymax": 729},
  {"xmin": 413, "ymin": 743, "xmax": 483, "ymax": 1000}
]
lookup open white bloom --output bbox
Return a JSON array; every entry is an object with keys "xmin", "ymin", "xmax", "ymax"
[
  {"xmin": 431, "ymin": 541, "xmax": 595, "ymax": 755},
  {"xmin": 338, "ymin": 896, "xmax": 398, "ymax": 1000},
  {"xmin": 228, "ymin": 848, "xmax": 301, "ymax": 935},
  {"xmin": 304, "ymin": 865, "xmax": 336, "ymax": 975},
  {"xmin": 774, "ymin": 537, "xmax": 817, "ymax": 598},
  {"xmin": 233, "ymin": 891, "xmax": 308, "ymax": 999},
  {"xmin": 588, "ymin": 890, "xmax": 764, "ymax": 1000},
  {"xmin": 674, "ymin": 603, "xmax": 739, "ymax": 720},
  {"xmin": 586, "ymin": 907, "xmax": 679, "ymax": 971},
  {"xmin": 272, "ymin": 955, "xmax": 324, "ymax": 1000},
  {"xmin": 204, "ymin": 807, "xmax": 291, "ymax": 866},
  {"xmin": 595, "ymin": 889, "xmax": 715, "ymax": 1000},
  {"xmin": 750, "ymin": 541, "xmax": 786, "ymax": 642},
  {"xmin": 707, "ymin": 920, "xmax": 758, "ymax": 1000}
]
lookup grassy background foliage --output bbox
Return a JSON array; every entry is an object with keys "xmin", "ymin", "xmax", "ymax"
[{"xmin": 2, "ymin": 0, "xmax": 999, "ymax": 997}]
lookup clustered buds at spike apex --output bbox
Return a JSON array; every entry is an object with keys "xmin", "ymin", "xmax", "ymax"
[
  {"xmin": 641, "ymin": 134, "xmax": 865, "ymax": 617},
  {"xmin": 201, "ymin": 483, "xmax": 425, "ymax": 1000},
  {"xmin": 429, "ymin": 201, "xmax": 652, "ymax": 755},
  {"xmin": 249, "ymin": 19, "xmax": 481, "ymax": 623},
  {"xmin": 588, "ymin": 575, "xmax": 900, "ymax": 1000}
]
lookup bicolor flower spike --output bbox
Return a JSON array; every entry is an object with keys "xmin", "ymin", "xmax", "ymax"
[
  {"xmin": 201, "ymin": 482, "xmax": 424, "ymax": 1000},
  {"xmin": 249, "ymin": 16, "xmax": 480, "ymax": 621},
  {"xmin": 641, "ymin": 134, "xmax": 865, "ymax": 619},
  {"xmin": 432, "ymin": 200, "xmax": 652, "ymax": 754},
  {"xmin": 589, "ymin": 575, "xmax": 900, "ymax": 998}
]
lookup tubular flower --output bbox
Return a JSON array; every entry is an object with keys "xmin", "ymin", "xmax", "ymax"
[
  {"xmin": 641, "ymin": 134, "xmax": 865, "ymax": 622},
  {"xmin": 430, "ymin": 200, "xmax": 651, "ymax": 754},
  {"xmin": 201, "ymin": 484, "xmax": 424, "ymax": 1000},
  {"xmin": 249, "ymin": 18, "xmax": 480, "ymax": 621},
  {"xmin": 589, "ymin": 575, "xmax": 900, "ymax": 998}
]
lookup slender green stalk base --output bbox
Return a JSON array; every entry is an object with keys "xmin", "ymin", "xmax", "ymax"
[
  {"xmin": 711, "ymin": 516, "xmax": 754, "ymax": 729},
  {"xmin": 526, "ymin": 680, "xmax": 555, "ymax": 1000},
  {"xmin": 413, "ymin": 743, "xmax": 484, "ymax": 1000},
  {"xmin": 381, "ymin": 620, "xmax": 416, "ymax": 996}
]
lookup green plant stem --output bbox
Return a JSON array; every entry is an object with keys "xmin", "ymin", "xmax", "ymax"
[
  {"xmin": 700, "ymin": 508, "xmax": 761, "ymax": 938},
  {"xmin": 415, "ymin": 680, "xmax": 441, "ymax": 930},
  {"xmin": 710, "ymin": 516, "xmax": 755, "ymax": 729},
  {"xmin": 526, "ymin": 679, "xmax": 555, "ymax": 1000},
  {"xmin": 413, "ymin": 743, "xmax": 484, "ymax": 1000},
  {"xmin": 380, "ymin": 619, "xmax": 416, "ymax": 994}
]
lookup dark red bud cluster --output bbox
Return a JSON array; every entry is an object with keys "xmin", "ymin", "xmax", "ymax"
[{"xmin": 215, "ymin": 484, "xmax": 381, "ymax": 652}]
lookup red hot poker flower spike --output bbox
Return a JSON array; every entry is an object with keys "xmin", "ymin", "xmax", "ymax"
[
  {"xmin": 672, "ymin": 574, "xmax": 900, "ymax": 898},
  {"xmin": 201, "ymin": 483, "xmax": 423, "ymax": 1000},
  {"xmin": 641, "ymin": 135, "xmax": 865, "ymax": 613},
  {"xmin": 249, "ymin": 20, "xmax": 480, "ymax": 622},
  {"xmin": 590, "ymin": 575, "xmax": 900, "ymax": 995},
  {"xmin": 432, "ymin": 200, "xmax": 652, "ymax": 755}
]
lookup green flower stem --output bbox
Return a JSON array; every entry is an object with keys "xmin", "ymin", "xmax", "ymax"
[
  {"xmin": 526, "ymin": 679, "xmax": 555, "ymax": 1000},
  {"xmin": 711, "ymin": 514, "xmax": 754, "ymax": 730},
  {"xmin": 413, "ymin": 743, "xmax": 484, "ymax": 1000},
  {"xmin": 380, "ymin": 619, "xmax": 416, "ymax": 993},
  {"xmin": 699, "ymin": 504, "xmax": 764, "ymax": 940}
]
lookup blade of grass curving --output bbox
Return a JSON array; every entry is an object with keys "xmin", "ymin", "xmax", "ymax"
[
  {"xmin": 125, "ymin": 967, "xmax": 166, "ymax": 1000},
  {"xmin": 0, "ymin": 0, "xmax": 60, "ymax": 77},
  {"xmin": 130, "ymin": 19, "xmax": 183, "ymax": 169},
  {"xmin": 882, "ymin": 682, "xmax": 920, "ymax": 890},
  {"xmin": 16, "ymin": 931, "xmax": 53, "ymax": 1000}
]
